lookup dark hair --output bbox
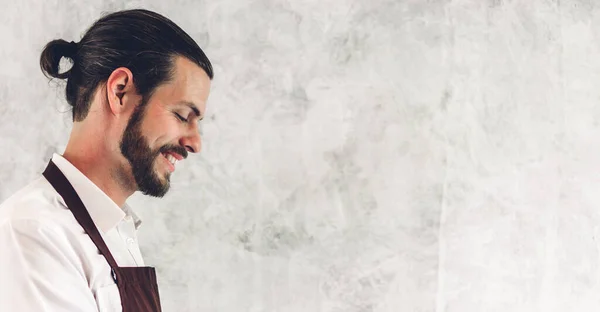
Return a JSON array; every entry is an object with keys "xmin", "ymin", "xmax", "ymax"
[{"xmin": 40, "ymin": 9, "xmax": 213, "ymax": 122}]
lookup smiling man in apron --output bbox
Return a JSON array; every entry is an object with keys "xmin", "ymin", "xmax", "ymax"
[{"xmin": 0, "ymin": 9, "xmax": 213, "ymax": 311}]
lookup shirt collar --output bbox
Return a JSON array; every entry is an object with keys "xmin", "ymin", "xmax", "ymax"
[{"xmin": 51, "ymin": 153, "xmax": 142, "ymax": 232}]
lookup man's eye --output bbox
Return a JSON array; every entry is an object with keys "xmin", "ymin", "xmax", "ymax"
[{"xmin": 175, "ymin": 113, "xmax": 188, "ymax": 122}]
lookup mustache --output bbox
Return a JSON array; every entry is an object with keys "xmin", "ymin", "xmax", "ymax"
[{"xmin": 158, "ymin": 144, "xmax": 188, "ymax": 159}]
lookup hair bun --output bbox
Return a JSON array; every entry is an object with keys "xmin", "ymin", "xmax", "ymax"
[
  {"xmin": 65, "ymin": 41, "xmax": 78, "ymax": 58},
  {"xmin": 39, "ymin": 39, "xmax": 78, "ymax": 79}
]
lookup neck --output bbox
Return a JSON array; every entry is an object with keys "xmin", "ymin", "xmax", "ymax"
[{"xmin": 62, "ymin": 129, "xmax": 135, "ymax": 208}]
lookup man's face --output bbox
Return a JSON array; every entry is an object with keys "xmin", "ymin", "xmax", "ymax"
[{"xmin": 119, "ymin": 56, "xmax": 211, "ymax": 197}]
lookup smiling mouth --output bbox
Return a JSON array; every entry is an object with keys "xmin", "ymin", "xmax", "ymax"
[
  {"xmin": 163, "ymin": 153, "xmax": 178, "ymax": 166},
  {"xmin": 160, "ymin": 152, "xmax": 182, "ymax": 172}
]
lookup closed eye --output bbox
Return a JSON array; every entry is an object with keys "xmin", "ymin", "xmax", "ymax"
[{"xmin": 175, "ymin": 113, "xmax": 188, "ymax": 123}]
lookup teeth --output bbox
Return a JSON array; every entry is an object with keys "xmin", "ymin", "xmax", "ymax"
[{"xmin": 165, "ymin": 154, "xmax": 177, "ymax": 166}]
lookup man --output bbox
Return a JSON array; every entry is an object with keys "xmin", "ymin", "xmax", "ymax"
[{"xmin": 0, "ymin": 9, "xmax": 213, "ymax": 311}]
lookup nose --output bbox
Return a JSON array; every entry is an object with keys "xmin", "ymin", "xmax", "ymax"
[{"xmin": 179, "ymin": 127, "xmax": 201, "ymax": 154}]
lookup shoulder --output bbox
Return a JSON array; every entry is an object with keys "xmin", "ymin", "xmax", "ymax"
[
  {"xmin": 0, "ymin": 176, "xmax": 77, "ymax": 235},
  {"xmin": 0, "ymin": 177, "xmax": 90, "ymax": 272}
]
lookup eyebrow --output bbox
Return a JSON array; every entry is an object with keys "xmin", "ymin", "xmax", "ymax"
[{"xmin": 178, "ymin": 101, "xmax": 204, "ymax": 121}]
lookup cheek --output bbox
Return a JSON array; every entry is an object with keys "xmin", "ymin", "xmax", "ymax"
[
  {"xmin": 153, "ymin": 126, "xmax": 182, "ymax": 148},
  {"xmin": 141, "ymin": 116, "xmax": 179, "ymax": 144}
]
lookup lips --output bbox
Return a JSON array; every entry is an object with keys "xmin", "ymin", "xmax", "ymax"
[
  {"xmin": 164, "ymin": 153, "xmax": 178, "ymax": 166},
  {"xmin": 160, "ymin": 152, "xmax": 182, "ymax": 172},
  {"xmin": 164, "ymin": 152, "xmax": 184, "ymax": 161}
]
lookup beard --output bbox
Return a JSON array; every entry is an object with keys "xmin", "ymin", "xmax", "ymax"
[{"xmin": 119, "ymin": 102, "xmax": 187, "ymax": 198}]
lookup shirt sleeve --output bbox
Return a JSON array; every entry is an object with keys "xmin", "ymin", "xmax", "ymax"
[{"xmin": 0, "ymin": 218, "xmax": 99, "ymax": 312}]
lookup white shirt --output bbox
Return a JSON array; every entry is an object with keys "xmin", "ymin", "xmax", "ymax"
[{"xmin": 0, "ymin": 153, "xmax": 145, "ymax": 312}]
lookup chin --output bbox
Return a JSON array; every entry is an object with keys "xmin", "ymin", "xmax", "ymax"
[{"xmin": 133, "ymin": 163, "xmax": 171, "ymax": 198}]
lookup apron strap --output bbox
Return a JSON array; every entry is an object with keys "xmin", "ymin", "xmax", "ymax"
[{"xmin": 42, "ymin": 161, "xmax": 120, "ymax": 270}]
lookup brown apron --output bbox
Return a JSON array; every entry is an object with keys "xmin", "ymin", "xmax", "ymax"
[{"xmin": 43, "ymin": 160, "xmax": 163, "ymax": 312}]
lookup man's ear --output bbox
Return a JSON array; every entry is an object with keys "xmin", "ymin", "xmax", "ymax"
[{"xmin": 105, "ymin": 67, "xmax": 140, "ymax": 116}]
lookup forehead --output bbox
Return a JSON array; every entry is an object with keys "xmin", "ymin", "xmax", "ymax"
[{"xmin": 153, "ymin": 56, "xmax": 211, "ymax": 112}]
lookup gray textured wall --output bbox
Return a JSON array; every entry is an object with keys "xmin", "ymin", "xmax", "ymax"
[{"xmin": 2, "ymin": 0, "xmax": 599, "ymax": 311}]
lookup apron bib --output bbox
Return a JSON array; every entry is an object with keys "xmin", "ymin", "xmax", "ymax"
[{"xmin": 43, "ymin": 160, "xmax": 162, "ymax": 312}]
